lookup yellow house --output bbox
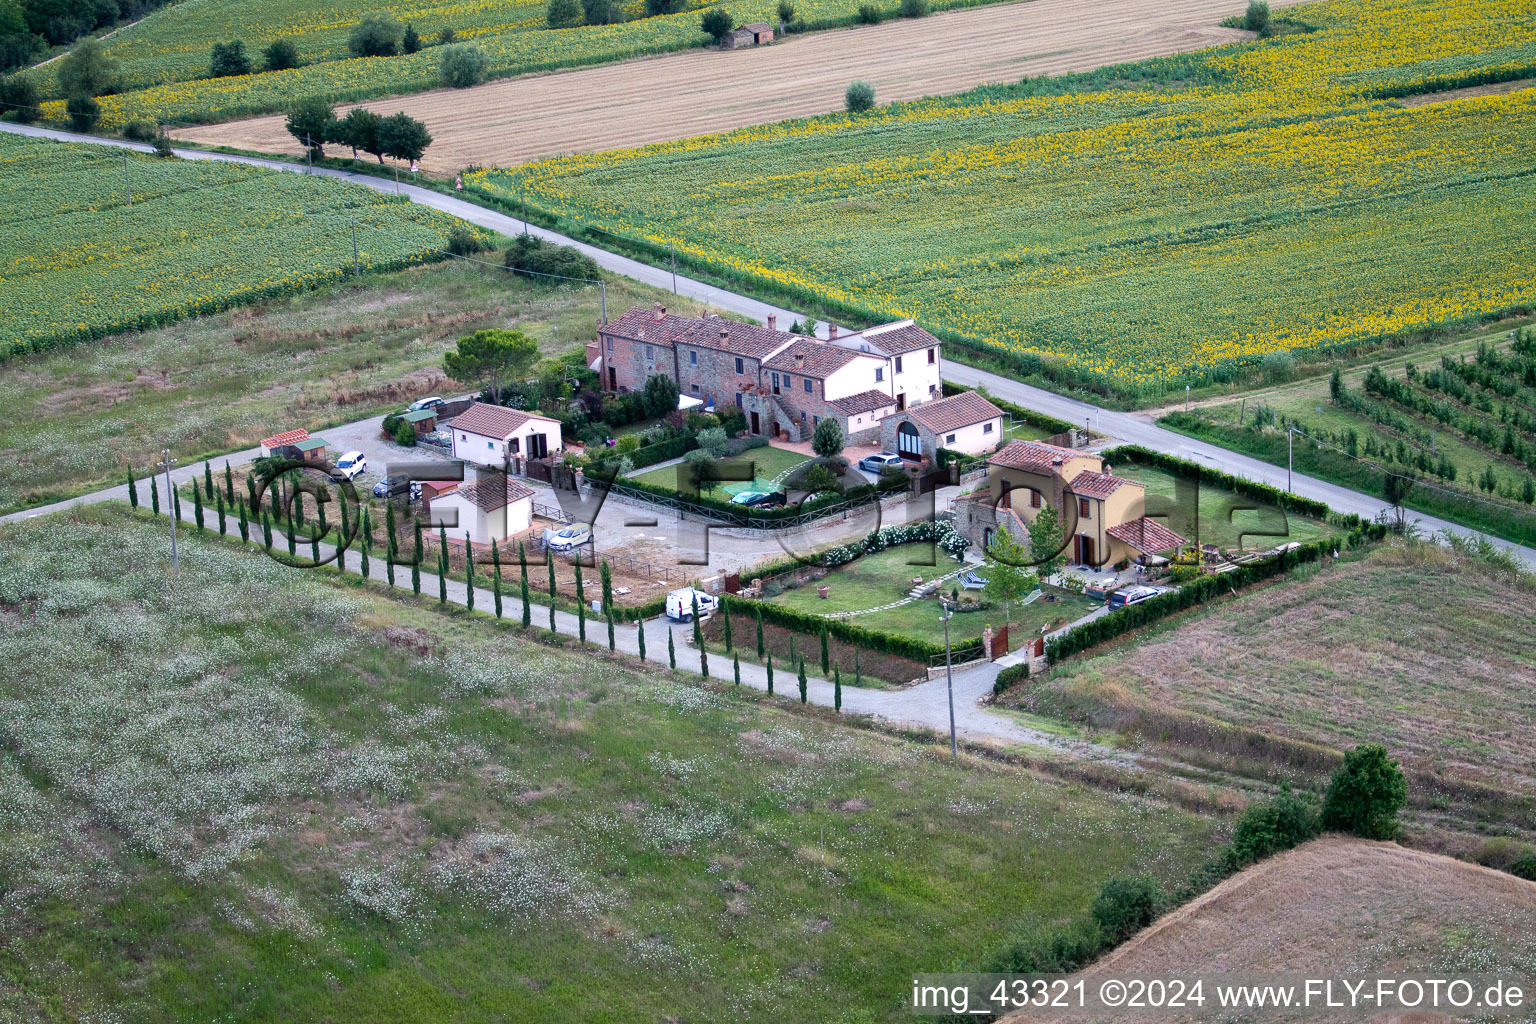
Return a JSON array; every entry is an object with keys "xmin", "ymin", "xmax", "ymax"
[{"xmin": 960, "ymin": 440, "xmax": 1186, "ymax": 568}]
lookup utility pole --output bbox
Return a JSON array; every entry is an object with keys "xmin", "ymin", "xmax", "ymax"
[
  {"xmin": 599, "ymin": 280, "xmax": 607, "ymax": 324},
  {"xmin": 1287, "ymin": 426, "xmax": 1294, "ymax": 493},
  {"xmin": 1239, "ymin": 397, "xmax": 1246, "ymax": 426},
  {"xmin": 160, "ymin": 448, "xmax": 179, "ymax": 573},
  {"xmin": 941, "ymin": 608, "xmax": 956, "ymax": 758},
  {"xmin": 122, "ymin": 151, "xmax": 132, "ymax": 204},
  {"xmin": 351, "ymin": 218, "xmax": 360, "ymax": 277},
  {"xmin": 1185, "ymin": 383, "xmax": 1190, "ymax": 411},
  {"xmin": 305, "ymin": 134, "xmax": 312, "ymax": 174},
  {"xmin": 669, "ymin": 242, "xmax": 677, "ymax": 294}
]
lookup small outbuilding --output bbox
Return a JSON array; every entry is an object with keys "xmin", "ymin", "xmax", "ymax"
[
  {"xmin": 429, "ymin": 476, "xmax": 536, "ymax": 546},
  {"xmin": 260, "ymin": 428, "xmax": 310, "ymax": 458},
  {"xmin": 879, "ymin": 390, "xmax": 1004, "ymax": 460},
  {"xmin": 723, "ymin": 21, "xmax": 772, "ymax": 47},
  {"xmin": 401, "ymin": 408, "xmax": 439, "ymax": 433}
]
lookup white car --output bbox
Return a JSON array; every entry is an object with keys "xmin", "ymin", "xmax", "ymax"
[
  {"xmin": 408, "ymin": 396, "xmax": 444, "ymax": 412},
  {"xmin": 543, "ymin": 523, "xmax": 593, "ymax": 551},
  {"xmin": 665, "ymin": 588, "xmax": 718, "ymax": 622},
  {"xmin": 331, "ymin": 451, "xmax": 367, "ymax": 480}
]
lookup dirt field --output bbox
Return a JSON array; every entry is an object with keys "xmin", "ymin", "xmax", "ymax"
[
  {"xmin": 1006, "ymin": 836, "xmax": 1536, "ymax": 1024},
  {"xmin": 172, "ymin": 0, "xmax": 1289, "ymax": 173}
]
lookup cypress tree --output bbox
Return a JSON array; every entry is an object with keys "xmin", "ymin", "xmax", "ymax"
[
  {"xmin": 360, "ymin": 531, "xmax": 371, "ymax": 579},
  {"xmin": 237, "ymin": 498, "xmax": 250, "ymax": 542},
  {"xmin": 834, "ymin": 667, "xmax": 842, "ymax": 711},
  {"xmin": 797, "ymin": 659, "xmax": 807, "ymax": 703},
  {"xmin": 385, "ymin": 502, "xmax": 398, "ymax": 559},
  {"xmin": 151, "ymin": 475, "xmax": 160, "ymax": 515},
  {"xmin": 575, "ymin": 562, "xmax": 586, "ymax": 642},
  {"xmin": 385, "ymin": 531, "xmax": 397, "ymax": 587},
  {"xmin": 339, "ymin": 498, "xmax": 350, "ymax": 548},
  {"xmin": 491, "ymin": 540, "xmax": 503, "ymax": 619},
  {"xmin": 819, "ymin": 622, "xmax": 830, "ymax": 675},
  {"xmin": 766, "ymin": 654, "xmax": 774, "ymax": 696},
  {"xmin": 287, "ymin": 508, "xmax": 297, "ymax": 556},
  {"xmin": 755, "ymin": 607, "xmax": 765, "ymax": 656},
  {"xmin": 216, "ymin": 492, "xmax": 227, "ymax": 535},
  {"xmin": 203, "ymin": 460, "xmax": 214, "ymax": 496},
  {"xmin": 637, "ymin": 619, "xmax": 647, "ymax": 660},
  {"xmin": 262, "ymin": 510, "xmax": 273, "ymax": 550},
  {"xmin": 546, "ymin": 547, "xmax": 557, "ymax": 632},
  {"xmin": 317, "ymin": 492, "xmax": 329, "ymax": 540},
  {"xmin": 127, "ymin": 468, "xmax": 139, "ymax": 508},
  {"xmin": 519, "ymin": 541, "xmax": 531, "ymax": 627},
  {"xmin": 172, "ymin": 484, "xmax": 181, "ymax": 523},
  {"xmin": 246, "ymin": 472, "xmax": 256, "ymax": 508},
  {"xmin": 693, "ymin": 595, "xmax": 707, "ymax": 677},
  {"xmin": 192, "ymin": 480, "xmax": 205, "ymax": 531},
  {"xmin": 464, "ymin": 533, "xmax": 475, "ymax": 613},
  {"xmin": 411, "ymin": 520, "xmax": 422, "ymax": 595},
  {"xmin": 599, "ymin": 558, "xmax": 613, "ymax": 615},
  {"xmin": 224, "ymin": 460, "xmax": 235, "ymax": 504},
  {"xmin": 360, "ymin": 506, "xmax": 372, "ymax": 555},
  {"xmin": 722, "ymin": 605, "xmax": 733, "ymax": 651},
  {"xmin": 606, "ymin": 610, "xmax": 616, "ymax": 651},
  {"xmin": 733, "ymin": 653, "xmax": 741, "ymax": 686},
  {"xmin": 667, "ymin": 627, "xmax": 676, "ymax": 670},
  {"xmin": 788, "ymin": 634, "xmax": 797, "ymax": 668},
  {"xmin": 309, "ymin": 502, "xmax": 320, "ymax": 563},
  {"xmin": 437, "ymin": 525, "xmax": 449, "ymax": 604}
]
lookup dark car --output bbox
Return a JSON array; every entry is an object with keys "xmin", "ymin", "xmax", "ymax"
[
  {"xmin": 732, "ymin": 490, "xmax": 785, "ymax": 508},
  {"xmin": 372, "ymin": 475, "xmax": 420, "ymax": 501}
]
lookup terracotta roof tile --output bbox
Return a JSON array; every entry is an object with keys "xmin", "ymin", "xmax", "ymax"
[
  {"xmin": 763, "ymin": 339, "xmax": 870, "ymax": 378},
  {"xmin": 987, "ymin": 439, "xmax": 1080, "ymax": 473},
  {"xmin": 828, "ymin": 388, "xmax": 898, "ymax": 415},
  {"xmin": 906, "ymin": 391, "xmax": 1003, "ymax": 434},
  {"xmin": 445, "ymin": 477, "xmax": 536, "ymax": 513},
  {"xmin": 861, "ymin": 321, "xmax": 943, "ymax": 355},
  {"xmin": 260, "ymin": 428, "xmax": 309, "ymax": 449},
  {"xmin": 450, "ymin": 402, "xmax": 559, "ymax": 439},
  {"xmin": 1070, "ymin": 469, "xmax": 1140, "ymax": 500},
  {"xmin": 1107, "ymin": 518, "xmax": 1188, "ymax": 554}
]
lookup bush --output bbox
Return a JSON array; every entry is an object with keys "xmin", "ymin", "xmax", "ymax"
[
  {"xmin": 504, "ymin": 235, "xmax": 600, "ymax": 280},
  {"xmin": 122, "ymin": 119, "xmax": 158, "ymax": 142},
  {"xmin": 845, "ymin": 79, "xmax": 875, "ymax": 112},
  {"xmin": 1510, "ymin": 854, "xmax": 1536, "ymax": 881},
  {"xmin": 992, "ymin": 661, "xmax": 1028, "ymax": 694},
  {"xmin": 349, "ymin": 16, "xmax": 404, "ymax": 57},
  {"xmin": 776, "ymin": 0, "xmax": 795, "ymax": 21},
  {"xmin": 1091, "ymin": 875, "xmax": 1161, "ymax": 943},
  {"xmin": 393, "ymin": 419, "xmax": 417, "ymax": 446},
  {"xmin": 812, "ymin": 415, "xmax": 844, "ymax": 458},
  {"xmin": 445, "ymin": 224, "xmax": 490, "ymax": 256},
  {"xmin": 65, "ymin": 94, "xmax": 100, "ymax": 131},
  {"xmin": 856, "ymin": 2, "xmax": 882, "ymax": 21},
  {"xmin": 1243, "ymin": 0, "xmax": 1271, "ymax": 32},
  {"xmin": 209, "ymin": 39, "xmax": 251, "ymax": 78},
  {"xmin": 1227, "ymin": 787, "xmax": 1320, "ymax": 867},
  {"xmin": 899, "ymin": 0, "xmax": 930, "ymax": 15},
  {"xmin": 547, "ymin": 0, "xmax": 582, "ymax": 27},
  {"xmin": 438, "ymin": 27, "xmax": 457, "ymax": 43},
  {"xmin": 988, "ymin": 916, "xmax": 1103, "ymax": 973},
  {"xmin": 792, "ymin": 462, "xmax": 841, "ymax": 494},
  {"xmin": 439, "ymin": 43, "xmax": 489, "ymax": 88},
  {"xmin": 151, "ymin": 133, "xmax": 174, "ymax": 157},
  {"xmin": 583, "ymin": 0, "xmax": 621, "ymax": 25},
  {"xmin": 645, "ymin": 0, "xmax": 681, "ymax": 13},
  {"xmin": 701, "ymin": 7, "xmax": 733, "ymax": 41},
  {"xmin": 0, "ymin": 73, "xmax": 41, "ymax": 123},
  {"xmin": 263, "ymin": 38, "xmax": 300, "ymax": 71},
  {"xmin": 1322, "ymin": 744, "xmax": 1406, "ymax": 840},
  {"xmin": 402, "ymin": 23, "xmax": 422, "ymax": 53}
]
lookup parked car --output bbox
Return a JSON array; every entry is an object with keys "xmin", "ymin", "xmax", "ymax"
[
  {"xmin": 331, "ymin": 451, "xmax": 367, "ymax": 480},
  {"xmin": 665, "ymin": 588, "xmax": 718, "ymax": 622},
  {"xmin": 408, "ymin": 396, "xmax": 444, "ymax": 412},
  {"xmin": 543, "ymin": 523, "xmax": 593, "ymax": 551},
  {"xmin": 1107, "ymin": 585, "xmax": 1165, "ymax": 610},
  {"xmin": 858, "ymin": 452, "xmax": 905, "ymax": 473},
  {"xmin": 730, "ymin": 490, "xmax": 785, "ymax": 508},
  {"xmin": 372, "ymin": 475, "xmax": 421, "ymax": 501}
]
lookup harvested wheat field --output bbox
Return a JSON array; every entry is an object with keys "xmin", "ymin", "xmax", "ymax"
[
  {"xmin": 1006, "ymin": 836, "xmax": 1536, "ymax": 1024},
  {"xmin": 172, "ymin": 0, "xmax": 1284, "ymax": 173}
]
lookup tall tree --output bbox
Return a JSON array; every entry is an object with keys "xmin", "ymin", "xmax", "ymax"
[
  {"xmin": 811, "ymin": 415, "xmax": 844, "ymax": 459},
  {"xmin": 126, "ymin": 467, "xmax": 138, "ymax": 508},
  {"xmin": 797, "ymin": 659, "xmax": 807, "ymax": 703},
  {"xmin": 574, "ymin": 562, "xmax": 587, "ymax": 642},
  {"xmin": 56, "ymin": 38, "xmax": 115, "ymax": 99},
  {"xmin": 491, "ymin": 540, "xmax": 503, "ymax": 619},
  {"xmin": 519, "ymin": 540, "xmax": 532, "ymax": 627},
  {"xmin": 1027, "ymin": 504, "xmax": 1064, "ymax": 580},
  {"xmin": 378, "ymin": 111, "xmax": 432, "ymax": 164},
  {"xmin": 545, "ymin": 546, "xmax": 557, "ymax": 631},
  {"xmin": 443, "ymin": 329, "xmax": 538, "ymax": 405},
  {"xmin": 983, "ymin": 526, "xmax": 1036, "ymax": 626},
  {"xmin": 284, "ymin": 96, "xmax": 336, "ymax": 158},
  {"xmin": 437, "ymin": 525, "xmax": 449, "ymax": 603},
  {"xmin": 692, "ymin": 595, "xmax": 708, "ymax": 676},
  {"xmin": 336, "ymin": 107, "xmax": 382, "ymax": 161},
  {"xmin": 209, "ymin": 39, "xmax": 251, "ymax": 78},
  {"xmin": 464, "ymin": 533, "xmax": 475, "ymax": 613}
]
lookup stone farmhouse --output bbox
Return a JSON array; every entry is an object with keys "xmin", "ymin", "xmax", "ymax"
[
  {"xmin": 449, "ymin": 402, "xmax": 564, "ymax": 472},
  {"xmin": 592, "ymin": 304, "xmax": 949, "ymax": 446},
  {"xmin": 952, "ymin": 439, "xmax": 1188, "ymax": 569}
]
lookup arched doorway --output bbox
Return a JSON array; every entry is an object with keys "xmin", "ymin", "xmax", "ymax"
[{"xmin": 896, "ymin": 420, "xmax": 922, "ymax": 460}]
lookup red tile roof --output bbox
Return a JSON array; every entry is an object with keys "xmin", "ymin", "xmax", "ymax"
[
  {"xmin": 443, "ymin": 477, "xmax": 536, "ymax": 513},
  {"xmin": 259, "ymin": 428, "xmax": 309, "ymax": 449},
  {"xmin": 450, "ymin": 402, "xmax": 559, "ymax": 440},
  {"xmin": 906, "ymin": 391, "xmax": 1003, "ymax": 433},
  {"xmin": 600, "ymin": 306, "xmax": 702, "ymax": 347},
  {"xmin": 861, "ymin": 321, "xmax": 943, "ymax": 355},
  {"xmin": 602, "ymin": 306, "xmax": 801, "ymax": 360},
  {"xmin": 828, "ymin": 388, "xmax": 898, "ymax": 415},
  {"xmin": 988, "ymin": 439, "xmax": 1081, "ymax": 473},
  {"xmin": 763, "ymin": 339, "xmax": 871, "ymax": 378},
  {"xmin": 1107, "ymin": 517, "xmax": 1188, "ymax": 554},
  {"xmin": 1069, "ymin": 469, "xmax": 1140, "ymax": 500}
]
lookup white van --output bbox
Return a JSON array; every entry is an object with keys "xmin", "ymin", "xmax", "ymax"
[{"xmin": 666, "ymin": 588, "xmax": 718, "ymax": 622}]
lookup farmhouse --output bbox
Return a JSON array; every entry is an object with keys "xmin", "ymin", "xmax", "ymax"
[
  {"xmin": 879, "ymin": 390, "xmax": 1003, "ymax": 459},
  {"xmin": 428, "ymin": 475, "xmax": 536, "ymax": 546},
  {"xmin": 953, "ymin": 439, "xmax": 1188, "ymax": 568},
  {"xmin": 594, "ymin": 304, "xmax": 944, "ymax": 442},
  {"xmin": 722, "ymin": 22, "xmax": 772, "ymax": 47},
  {"xmin": 449, "ymin": 402, "xmax": 563, "ymax": 471}
]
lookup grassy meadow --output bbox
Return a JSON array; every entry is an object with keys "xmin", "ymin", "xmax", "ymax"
[
  {"xmin": 0, "ymin": 506, "xmax": 1217, "ymax": 1021},
  {"xmin": 482, "ymin": 0, "xmax": 1536, "ymax": 400}
]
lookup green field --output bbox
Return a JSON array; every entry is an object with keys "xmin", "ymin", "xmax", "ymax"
[
  {"xmin": 482, "ymin": 0, "xmax": 1536, "ymax": 401},
  {"xmin": 766, "ymin": 543, "xmax": 1102, "ymax": 645},
  {"xmin": 0, "ymin": 257, "xmax": 702, "ymax": 516},
  {"xmin": 631, "ymin": 444, "xmax": 809, "ymax": 494},
  {"xmin": 0, "ymin": 507, "xmax": 1216, "ymax": 1021},
  {"xmin": 0, "ymin": 133, "xmax": 482, "ymax": 356},
  {"xmin": 1112, "ymin": 463, "xmax": 1337, "ymax": 552}
]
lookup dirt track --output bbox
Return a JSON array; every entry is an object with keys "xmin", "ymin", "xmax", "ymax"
[{"xmin": 173, "ymin": 0, "xmax": 1284, "ymax": 173}]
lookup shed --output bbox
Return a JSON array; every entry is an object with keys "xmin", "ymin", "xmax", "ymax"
[
  {"xmin": 402, "ymin": 408, "xmax": 438, "ymax": 432},
  {"xmin": 723, "ymin": 22, "xmax": 772, "ymax": 47},
  {"xmin": 291, "ymin": 436, "xmax": 329, "ymax": 464},
  {"xmin": 260, "ymin": 428, "xmax": 310, "ymax": 458}
]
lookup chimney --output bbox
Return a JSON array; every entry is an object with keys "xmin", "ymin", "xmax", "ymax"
[
  {"xmin": 653, "ymin": 302, "xmax": 665, "ymax": 320},
  {"xmin": 794, "ymin": 351, "xmax": 805, "ymax": 368},
  {"xmin": 720, "ymin": 327, "xmax": 730, "ymax": 341},
  {"xmin": 828, "ymin": 324, "xmax": 839, "ymax": 340},
  {"xmin": 767, "ymin": 314, "xmax": 777, "ymax": 331}
]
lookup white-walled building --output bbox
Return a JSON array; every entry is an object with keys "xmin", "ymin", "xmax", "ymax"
[
  {"xmin": 879, "ymin": 390, "xmax": 1005, "ymax": 459},
  {"xmin": 429, "ymin": 476, "xmax": 536, "ymax": 546},
  {"xmin": 449, "ymin": 402, "xmax": 563, "ymax": 470}
]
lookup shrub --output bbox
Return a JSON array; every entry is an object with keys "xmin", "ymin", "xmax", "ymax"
[
  {"xmin": 263, "ymin": 39, "xmax": 299, "ymax": 71},
  {"xmin": 856, "ymin": 3, "xmax": 882, "ymax": 22},
  {"xmin": 439, "ymin": 43, "xmax": 489, "ymax": 88},
  {"xmin": 695, "ymin": 426, "xmax": 730, "ymax": 457},
  {"xmin": 393, "ymin": 419, "xmax": 417, "ymax": 446},
  {"xmin": 845, "ymin": 79, "xmax": 875, "ymax": 112},
  {"xmin": 1091, "ymin": 875, "xmax": 1161, "ymax": 943},
  {"xmin": 899, "ymin": 0, "xmax": 930, "ymax": 16},
  {"xmin": 65, "ymin": 94, "xmax": 99, "ymax": 131},
  {"xmin": 445, "ymin": 224, "xmax": 490, "ymax": 256},
  {"xmin": 547, "ymin": 0, "xmax": 582, "ymax": 27},
  {"xmin": 0, "ymin": 73, "xmax": 40, "ymax": 123},
  {"xmin": 583, "ymin": 0, "xmax": 620, "ymax": 25},
  {"xmin": 438, "ymin": 27, "xmax": 456, "ymax": 43},
  {"xmin": 151, "ymin": 133, "xmax": 174, "ymax": 157},
  {"xmin": 349, "ymin": 16, "xmax": 404, "ymax": 58},
  {"xmin": 992, "ymin": 661, "xmax": 1029, "ymax": 694},
  {"xmin": 1243, "ymin": 0, "xmax": 1271, "ymax": 32},
  {"xmin": 209, "ymin": 39, "xmax": 251, "ymax": 78},
  {"xmin": 776, "ymin": 0, "xmax": 795, "ymax": 21},
  {"xmin": 792, "ymin": 462, "xmax": 840, "ymax": 494},
  {"xmin": 402, "ymin": 23, "xmax": 422, "ymax": 53},
  {"xmin": 1227, "ymin": 787, "xmax": 1320, "ymax": 867},
  {"xmin": 645, "ymin": 0, "xmax": 682, "ymax": 13},
  {"xmin": 701, "ymin": 7, "xmax": 733, "ymax": 41},
  {"xmin": 57, "ymin": 39, "xmax": 115, "ymax": 100},
  {"xmin": 503, "ymin": 235, "xmax": 600, "ymax": 280},
  {"xmin": 1322, "ymin": 744, "xmax": 1406, "ymax": 840},
  {"xmin": 988, "ymin": 916, "xmax": 1103, "ymax": 973},
  {"xmin": 122, "ymin": 119, "xmax": 157, "ymax": 142},
  {"xmin": 812, "ymin": 415, "xmax": 844, "ymax": 458},
  {"xmin": 1510, "ymin": 854, "xmax": 1536, "ymax": 881}
]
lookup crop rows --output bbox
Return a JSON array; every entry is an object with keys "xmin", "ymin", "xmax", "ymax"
[
  {"xmin": 474, "ymin": 0, "xmax": 1536, "ymax": 398},
  {"xmin": 0, "ymin": 134, "xmax": 485, "ymax": 355}
]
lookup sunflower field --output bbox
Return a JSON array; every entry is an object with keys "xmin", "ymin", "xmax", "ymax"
[
  {"xmin": 471, "ymin": 0, "xmax": 1536, "ymax": 400},
  {"xmin": 0, "ymin": 134, "xmax": 485, "ymax": 356}
]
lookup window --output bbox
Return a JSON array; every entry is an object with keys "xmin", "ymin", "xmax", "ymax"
[
  {"xmin": 983, "ymin": 422, "xmax": 994, "ymax": 434},
  {"xmin": 803, "ymin": 379, "xmax": 812, "ymax": 393},
  {"xmin": 813, "ymin": 415, "xmax": 820, "ymax": 426},
  {"xmin": 735, "ymin": 393, "xmax": 744, "ymax": 408},
  {"xmin": 690, "ymin": 383, "xmax": 700, "ymax": 394},
  {"xmin": 1079, "ymin": 497, "xmax": 1091, "ymax": 518},
  {"xmin": 927, "ymin": 347, "xmax": 935, "ymax": 364},
  {"xmin": 894, "ymin": 355, "xmax": 904, "ymax": 374},
  {"xmin": 800, "ymin": 410, "xmax": 807, "ymax": 422},
  {"xmin": 929, "ymin": 383, "xmax": 938, "ymax": 395},
  {"xmin": 735, "ymin": 357, "xmax": 744, "ymax": 374},
  {"xmin": 689, "ymin": 350, "xmax": 698, "ymax": 367},
  {"xmin": 460, "ymin": 433, "xmax": 467, "ymax": 441},
  {"xmin": 1030, "ymin": 490, "xmax": 1041, "ymax": 509},
  {"xmin": 487, "ymin": 440, "xmax": 494, "ymax": 450},
  {"xmin": 783, "ymin": 375, "xmax": 793, "ymax": 389},
  {"xmin": 875, "ymin": 367, "xmax": 884, "ymax": 383},
  {"xmin": 606, "ymin": 337, "xmax": 613, "ymax": 351},
  {"xmin": 945, "ymin": 433, "xmax": 956, "ymax": 444},
  {"xmin": 644, "ymin": 344, "xmax": 654, "ymax": 360},
  {"xmin": 510, "ymin": 437, "xmax": 520, "ymax": 453}
]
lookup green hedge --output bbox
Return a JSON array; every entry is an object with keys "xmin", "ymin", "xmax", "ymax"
[
  {"xmin": 1045, "ymin": 524, "xmax": 1386, "ymax": 663},
  {"xmin": 719, "ymin": 593, "xmax": 983, "ymax": 663}
]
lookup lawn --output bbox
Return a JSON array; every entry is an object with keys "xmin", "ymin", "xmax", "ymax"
[
  {"xmin": 1110, "ymin": 463, "xmax": 1337, "ymax": 552},
  {"xmin": 0, "ymin": 506, "xmax": 1216, "ymax": 1021},
  {"xmin": 0, "ymin": 133, "xmax": 480, "ymax": 357},
  {"xmin": 631, "ymin": 444, "xmax": 810, "ymax": 496},
  {"xmin": 483, "ymin": 0, "xmax": 1536, "ymax": 401},
  {"xmin": 766, "ymin": 543, "xmax": 1102, "ymax": 645},
  {"xmin": 0, "ymin": 257, "xmax": 698, "ymax": 516}
]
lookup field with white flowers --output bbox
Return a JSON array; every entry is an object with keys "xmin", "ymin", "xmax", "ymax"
[{"xmin": 0, "ymin": 507, "xmax": 1217, "ymax": 1022}]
